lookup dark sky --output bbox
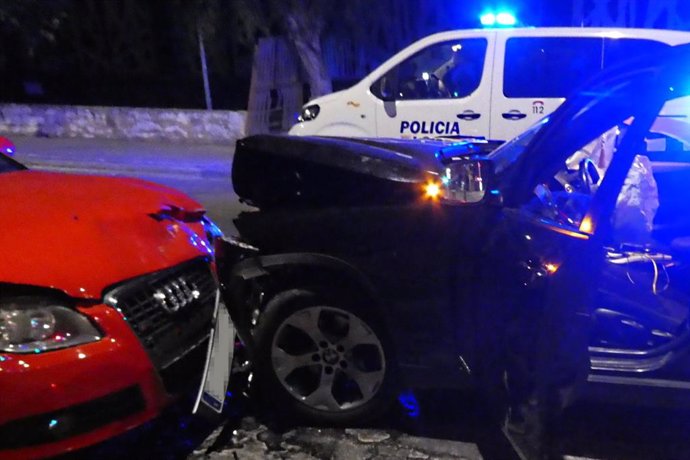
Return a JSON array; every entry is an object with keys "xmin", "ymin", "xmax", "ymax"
[{"xmin": 0, "ymin": 0, "xmax": 686, "ymax": 109}]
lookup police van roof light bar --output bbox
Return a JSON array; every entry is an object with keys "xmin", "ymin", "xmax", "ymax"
[{"xmin": 480, "ymin": 11, "xmax": 517, "ymax": 27}]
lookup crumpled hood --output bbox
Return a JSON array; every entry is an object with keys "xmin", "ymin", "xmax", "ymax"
[
  {"xmin": 236, "ymin": 135, "xmax": 447, "ymax": 182},
  {"xmin": 0, "ymin": 171, "xmax": 211, "ymax": 299},
  {"xmin": 233, "ymin": 134, "xmax": 506, "ymax": 209}
]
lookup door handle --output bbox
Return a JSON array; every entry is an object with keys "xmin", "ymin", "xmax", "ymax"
[
  {"xmin": 502, "ymin": 110, "xmax": 527, "ymax": 120},
  {"xmin": 457, "ymin": 111, "xmax": 481, "ymax": 121}
]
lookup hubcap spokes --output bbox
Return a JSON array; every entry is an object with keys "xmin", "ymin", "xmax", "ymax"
[{"xmin": 271, "ymin": 306, "xmax": 386, "ymax": 412}]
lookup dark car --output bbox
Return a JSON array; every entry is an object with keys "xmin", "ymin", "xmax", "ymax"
[{"xmin": 218, "ymin": 44, "xmax": 690, "ymax": 425}]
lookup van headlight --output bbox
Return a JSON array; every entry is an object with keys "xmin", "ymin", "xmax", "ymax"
[
  {"xmin": 298, "ymin": 104, "xmax": 320, "ymax": 122},
  {"xmin": 0, "ymin": 298, "xmax": 101, "ymax": 353}
]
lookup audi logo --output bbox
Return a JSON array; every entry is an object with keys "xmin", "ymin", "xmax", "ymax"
[{"xmin": 153, "ymin": 277, "xmax": 201, "ymax": 313}]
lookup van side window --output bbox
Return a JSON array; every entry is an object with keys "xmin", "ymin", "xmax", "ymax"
[
  {"xmin": 603, "ymin": 38, "xmax": 670, "ymax": 68},
  {"xmin": 371, "ymin": 39, "xmax": 487, "ymax": 101},
  {"xmin": 504, "ymin": 37, "xmax": 601, "ymax": 98}
]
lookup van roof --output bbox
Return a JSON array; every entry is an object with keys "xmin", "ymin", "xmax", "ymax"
[
  {"xmin": 422, "ymin": 27, "xmax": 690, "ymax": 45},
  {"xmin": 359, "ymin": 27, "xmax": 690, "ymax": 85}
]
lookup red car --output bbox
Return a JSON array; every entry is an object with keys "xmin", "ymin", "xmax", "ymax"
[{"xmin": 0, "ymin": 150, "xmax": 221, "ymax": 459}]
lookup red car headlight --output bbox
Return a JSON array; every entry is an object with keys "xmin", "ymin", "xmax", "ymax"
[{"xmin": 0, "ymin": 298, "xmax": 101, "ymax": 353}]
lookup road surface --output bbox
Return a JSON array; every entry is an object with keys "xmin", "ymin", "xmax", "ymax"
[{"xmin": 11, "ymin": 135, "xmax": 251, "ymax": 235}]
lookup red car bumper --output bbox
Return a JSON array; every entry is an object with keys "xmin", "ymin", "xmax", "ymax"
[{"xmin": 0, "ymin": 304, "xmax": 194, "ymax": 460}]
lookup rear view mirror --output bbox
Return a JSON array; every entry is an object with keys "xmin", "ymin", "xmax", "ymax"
[{"xmin": 442, "ymin": 157, "xmax": 500, "ymax": 204}]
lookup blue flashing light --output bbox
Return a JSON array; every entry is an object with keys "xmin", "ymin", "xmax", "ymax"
[
  {"xmin": 496, "ymin": 12, "xmax": 517, "ymax": 26},
  {"xmin": 480, "ymin": 13, "xmax": 496, "ymax": 26},
  {"xmin": 49, "ymin": 419, "xmax": 58, "ymax": 429},
  {"xmin": 480, "ymin": 11, "xmax": 518, "ymax": 27}
]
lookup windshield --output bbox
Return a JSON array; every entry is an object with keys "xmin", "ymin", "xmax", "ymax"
[{"xmin": 488, "ymin": 117, "xmax": 550, "ymax": 174}]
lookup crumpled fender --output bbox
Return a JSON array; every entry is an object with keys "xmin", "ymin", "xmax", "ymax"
[{"xmin": 217, "ymin": 246, "xmax": 381, "ymax": 352}]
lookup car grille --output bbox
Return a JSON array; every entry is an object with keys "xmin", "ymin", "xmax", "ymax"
[{"xmin": 104, "ymin": 258, "xmax": 216, "ymax": 379}]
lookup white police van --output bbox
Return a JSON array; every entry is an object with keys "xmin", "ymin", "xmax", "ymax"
[{"xmin": 289, "ymin": 27, "xmax": 690, "ymax": 141}]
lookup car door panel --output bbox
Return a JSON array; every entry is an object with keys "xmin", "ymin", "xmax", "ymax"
[{"xmin": 469, "ymin": 208, "xmax": 600, "ymax": 399}]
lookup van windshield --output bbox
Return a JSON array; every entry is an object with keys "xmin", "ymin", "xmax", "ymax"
[{"xmin": 488, "ymin": 117, "xmax": 550, "ymax": 174}]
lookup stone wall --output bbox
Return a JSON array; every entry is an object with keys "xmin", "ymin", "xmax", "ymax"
[{"xmin": 0, "ymin": 104, "xmax": 246, "ymax": 143}]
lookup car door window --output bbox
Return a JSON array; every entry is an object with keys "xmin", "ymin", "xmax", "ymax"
[
  {"xmin": 640, "ymin": 116, "xmax": 690, "ymax": 245},
  {"xmin": 504, "ymin": 37, "xmax": 602, "ymax": 98},
  {"xmin": 523, "ymin": 108, "xmax": 690, "ymax": 245},
  {"xmin": 522, "ymin": 120, "xmax": 634, "ymax": 231},
  {"xmin": 371, "ymin": 38, "xmax": 487, "ymax": 100}
]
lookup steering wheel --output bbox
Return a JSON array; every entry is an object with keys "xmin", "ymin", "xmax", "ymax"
[{"xmin": 579, "ymin": 158, "xmax": 601, "ymax": 194}]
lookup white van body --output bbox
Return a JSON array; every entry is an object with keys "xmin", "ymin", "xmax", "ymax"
[{"xmin": 289, "ymin": 27, "xmax": 690, "ymax": 141}]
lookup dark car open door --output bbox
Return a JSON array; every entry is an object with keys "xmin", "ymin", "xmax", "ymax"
[{"xmin": 474, "ymin": 47, "xmax": 690, "ymax": 451}]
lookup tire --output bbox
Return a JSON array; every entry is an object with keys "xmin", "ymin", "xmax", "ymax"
[{"xmin": 253, "ymin": 288, "xmax": 396, "ymax": 425}]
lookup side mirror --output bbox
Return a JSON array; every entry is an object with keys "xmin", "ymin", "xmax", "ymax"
[
  {"xmin": 377, "ymin": 71, "xmax": 398, "ymax": 102},
  {"xmin": 442, "ymin": 157, "xmax": 501, "ymax": 205}
]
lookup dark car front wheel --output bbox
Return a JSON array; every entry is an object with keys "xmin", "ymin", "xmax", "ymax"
[{"xmin": 253, "ymin": 288, "xmax": 395, "ymax": 425}]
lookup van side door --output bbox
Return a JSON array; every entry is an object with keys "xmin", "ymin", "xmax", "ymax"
[
  {"xmin": 491, "ymin": 33, "xmax": 675, "ymax": 142},
  {"xmin": 371, "ymin": 32, "xmax": 494, "ymax": 139},
  {"xmin": 490, "ymin": 32, "xmax": 603, "ymax": 141}
]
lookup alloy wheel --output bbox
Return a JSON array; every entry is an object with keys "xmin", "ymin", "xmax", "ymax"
[{"xmin": 270, "ymin": 306, "xmax": 386, "ymax": 412}]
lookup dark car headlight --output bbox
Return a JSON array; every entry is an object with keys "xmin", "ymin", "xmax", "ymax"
[
  {"xmin": 298, "ymin": 104, "xmax": 320, "ymax": 122},
  {"xmin": 0, "ymin": 298, "xmax": 101, "ymax": 353}
]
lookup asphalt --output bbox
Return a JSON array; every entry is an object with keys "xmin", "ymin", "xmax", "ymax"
[
  {"xmin": 9, "ymin": 135, "xmax": 248, "ymax": 234},
  {"xmin": 11, "ymin": 135, "xmax": 234, "ymax": 179}
]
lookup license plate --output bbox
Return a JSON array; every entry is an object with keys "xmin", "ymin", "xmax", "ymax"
[{"xmin": 193, "ymin": 290, "xmax": 235, "ymax": 414}]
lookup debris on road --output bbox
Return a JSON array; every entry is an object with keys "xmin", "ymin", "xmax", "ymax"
[{"xmin": 190, "ymin": 416, "xmax": 482, "ymax": 460}]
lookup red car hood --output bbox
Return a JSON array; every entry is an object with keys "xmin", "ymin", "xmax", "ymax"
[{"xmin": 0, "ymin": 171, "xmax": 211, "ymax": 299}]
